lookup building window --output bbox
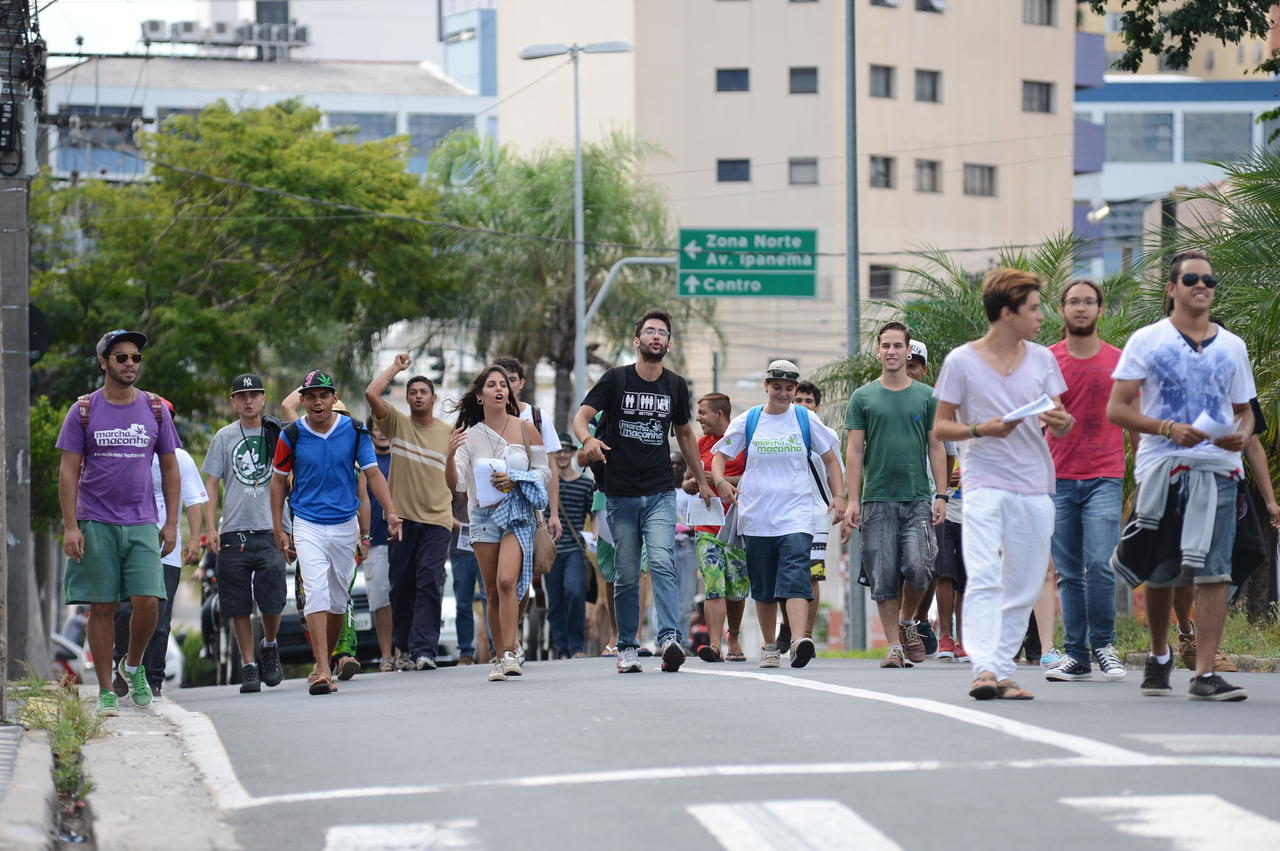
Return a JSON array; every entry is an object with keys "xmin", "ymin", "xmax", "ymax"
[
  {"xmin": 716, "ymin": 68, "xmax": 750, "ymax": 92},
  {"xmin": 328, "ymin": 111, "xmax": 397, "ymax": 144},
  {"xmin": 789, "ymin": 157, "xmax": 819, "ymax": 185},
  {"xmin": 869, "ymin": 156, "xmax": 895, "ymax": 188},
  {"xmin": 916, "ymin": 0, "xmax": 947, "ymax": 11},
  {"xmin": 915, "ymin": 159, "xmax": 941, "ymax": 192},
  {"xmin": 963, "ymin": 164, "xmax": 996, "ymax": 196},
  {"xmin": 869, "ymin": 64, "xmax": 895, "ymax": 98},
  {"xmin": 868, "ymin": 265, "xmax": 895, "ymax": 298},
  {"xmin": 1103, "ymin": 12, "xmax": 1122, "ymax": 33},
  {"xmin": 55, "ymin": 104, "xmax": 145, "ymax": 175},
  {"xmin": 1022, "ymin": 0, "xmax": 1054, "ymax": 26},
  {"xmin": 870, "ymin": 0, "xmax": 900, "ymax": 6},
  {"xmin": 1022, "ymin": 80, "xmax": 1054, "ymax": 113},
  {"xmin": 717, "ymin": 159, "xmax": 751, "ymax": 182},
  {"xmin": 1204, "ymin": 50, "xmax": 1215, "ymax": 70},
  {"xmin": 1184, "ymin": 112, "xmax": 1253, "ymax": 163},
  {"xmin": 914, "ymin": 69, "xmax": 941, "ymax": 102},
  {"xmin": 1104, "ymin": 112, "xmax": 1174, "ymax": 162},
  {"xmin": 790, "ymin": 67, "xmax": 819, "ymax": 94},
  {"xmin": 407, "ymin": 113, "xmax": 472, "ymax": 172}
]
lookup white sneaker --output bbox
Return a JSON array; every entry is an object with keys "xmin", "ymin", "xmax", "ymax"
[
  {"xmin": 617, "ymin": 647, "xmax": 642, "ymax": 673},
  {"xmin": 488, "ymin": 657, "xmax": 506, "ymax": 682},
  {"xmin": 759, "ymin": 644, "xmax": 780, "ymax": 668},
  {"xmin": 502, "ymin": 650, "xmax": 523, "ymax": 677},
  {"xmin": 1092, "ymin": 644, "xmax": 1127, "ymax": 680},
  {"xmin": 515, "ymin": 644, "xmax": 526, "ymax": 667}
]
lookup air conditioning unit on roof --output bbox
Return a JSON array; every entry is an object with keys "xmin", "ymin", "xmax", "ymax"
[
  {"xmin": 170, "ymin": 20, "xmax": 208, "ymax": 43},
  {"xmin": 140, "ymin": 20, "xmax": 167, "ymax": 41}
]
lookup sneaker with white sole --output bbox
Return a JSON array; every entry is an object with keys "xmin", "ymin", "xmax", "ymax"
[
  {"xmin": 118, "ymin": 658, "xmax": 153, "ymax": 707},
  {"xmin": 1044, "ymin": 657, "xmax": 1091, "ymax": 681},
  {"xmin": 515, "ymin": 644, "xmax": 526, "ymax": 667},
  {"xmin": 1140, "ymin": 654, "xmax": 1173, "ymax": 696},
  {"xmin": 1187, "ymin": 673, "xmax": 1247, "ymax": 702},
  {"xmin": 501, "ymin": 650, "xmax": 523, "ymax": 677},
  {"xmin": 414, "ymin": 656, "xmax": 437, "ymax": 671},
  {"xmin": 1092, "ymin": 645, "xmax": 1127, "ymax": 680},
  {"xmin": 488, "ymin": 657, "xmax": 506, "ymax": 682},
  {"xmin": 759, "ymin": 643, "xmax": 780, "ymax": 668},
  {"xmin": 96, "ymin": 691, "xmax": 120, "ymax": 716},
  {"xmin": 790, "ymin": 637, "xmax": 815, "ymax": 668},
  {"xmin": 1039, "ymin": 647, "xmax": 1064, "ymax": 667},
  {"xmin": 617, "ymin": 647, "xmax": 642, "ymax": 673},
  {"xmin": 660, "ymin": 638, "xmax": 685, "ymax": 672}
]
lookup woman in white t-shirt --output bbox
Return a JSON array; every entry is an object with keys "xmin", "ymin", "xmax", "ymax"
[{"xmin": 711, "ymin": 360, "xmax": 846, "ymax": 669}]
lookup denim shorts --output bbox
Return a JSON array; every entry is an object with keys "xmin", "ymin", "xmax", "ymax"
[
  {"xmin": 1146, "ymin": 474, "xmax": 1237, "ymax": 588},
  {"xmin": 934, "ymin": 520, "xmax": 966, "ymax": 593},
  {"xmin": 468, "ymin": 505, "xmax": 515, "ymax": 546},
  {"xmin": 743, "ymin": 533, "xmax": 814, "ymax": 603},
  {"xmin": 860, "ymin": 500, "xmax": 937, "ymax": 601}
]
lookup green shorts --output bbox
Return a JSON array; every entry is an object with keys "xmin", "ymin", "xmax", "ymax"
[
  {"xmin": 65, "ymin": 520, "xmax": 167, "ymax": 603},
  {"xmin": 695, "ymin": 531, "xmax": 749, "ymax": 601}
]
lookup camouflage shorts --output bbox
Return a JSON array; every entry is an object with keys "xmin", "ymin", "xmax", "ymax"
[{"xmin": 695, "ymin": 531, "xmax": 749, "ymax": 601}]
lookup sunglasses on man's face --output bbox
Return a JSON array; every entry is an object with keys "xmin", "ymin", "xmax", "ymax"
[
  {"xmin": 1180, "ymin": 273, "xmax": 1217, "ymax": 289},
  {"xmin": 111, "ymin": 352, "xmax": 143, "ymax": 364}
]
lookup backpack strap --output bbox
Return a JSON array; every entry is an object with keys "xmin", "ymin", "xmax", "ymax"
[
  {"xmin": 144, "ymin": 391, "xmax": 163, "ymax": 425},
  {"xmin": 531, "ymin": 405, "xmax": 543, "ymax": 438},
  {"xmin": 743, "ymin": 405, "xmax": 763, "ymax": 455},
  {"xmin": 794, "ymin": 406, "xmax": 831, "ymax": 506},
  {"xmin": 281, "ymin": 421, "xmax": 300, "ymax": 471},
  {"xmin": 77, "ymin": 394, "xmax": 92, "ymax": 432}
]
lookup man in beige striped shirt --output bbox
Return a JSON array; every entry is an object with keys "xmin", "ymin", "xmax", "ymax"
[{"xmin": 366, "ymin": 354, "xmax": 455, "ymax": 670}]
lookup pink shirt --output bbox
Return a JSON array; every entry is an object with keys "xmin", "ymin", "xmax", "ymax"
[
  {"xmin": 933, "ymin": 341, "xmax": 1066, "ymax": 496},
  {"xmin": 1047, "ymin": 340, "xmax": 1126, "ymax": 480}
]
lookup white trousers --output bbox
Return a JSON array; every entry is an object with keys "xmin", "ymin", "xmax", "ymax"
[
  {"xmin": 363, "ymin": 545, "xmax": 391, "ymax": 611},
  {"xmin": 961, "ymin": 487, "xmax": 1055, "ymax": 682},
  {"xmin": 294, "ymin": 516, "xmax": 359, "ymax": 616}
]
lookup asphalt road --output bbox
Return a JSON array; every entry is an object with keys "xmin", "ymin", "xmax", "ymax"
[{"xmin": 169, "ymin": 657, "xmax": 1280, "ymax": 850}]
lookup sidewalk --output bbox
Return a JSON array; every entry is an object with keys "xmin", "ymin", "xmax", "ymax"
[{"xmin": 0, "ymin": 724, "xmax": 57, "ymax": 850}]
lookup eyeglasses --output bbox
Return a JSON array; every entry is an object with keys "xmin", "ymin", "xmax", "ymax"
[
  {"xmin": 111, "ymin": 352, "xmax": 143, "ymax": 364},
  {"xmin": 1064, "ymin": 298, "xmax": 1099, "ymax": 307},
  {"xmin": 639, "ymin": 328, "xmax": 670, "ymax": 339},
  {"xmin": 1180, "ymin": 273, "xmax": 1217, "ymax": 289},
  {"xmin": 766, "ymin": 370, "xmax": 800, "ymax": 381}
]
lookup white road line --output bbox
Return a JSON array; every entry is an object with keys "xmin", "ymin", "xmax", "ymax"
[
  {"xmin": 152, "ymin": 700, "xmax": 253, "ymax": 810},
  {"xmin": 687, "ymin": 799, "xmax": 901, "ymax": 851},
  {"xmin": 681, "ymin": 667, "xmax": 1141, "ymax": 762},
  {"xmin": 1126, "ymin": 733, "xmax": 1280, "ymax": 756},
  {"xmin": 1061, "ymin": 794, "xmax": 1280, "ymax": 848},
  {"xmin": 323, "ymin": 820, "xmax": 482, "ymax": 850}
]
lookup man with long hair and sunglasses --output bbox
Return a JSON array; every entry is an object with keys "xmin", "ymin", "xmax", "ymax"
[
  {"xmin": 56, "ymin": 330, "xmax": 182, "ymax": 715},
  {"xmin": 1107, "ymin": 251, "xmax": 1256, "ymax": 701}
]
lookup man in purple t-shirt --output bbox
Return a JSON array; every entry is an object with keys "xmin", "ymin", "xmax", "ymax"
[
  {"xmin": 56, "ymin": 330, "xmax": 181, "ymax": 715},
  {"xmin": 932, "ymin": 270, "xmax": 1074, "ymax": 702}
]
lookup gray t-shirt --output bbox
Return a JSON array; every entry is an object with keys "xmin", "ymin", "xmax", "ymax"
[{"xmin": 202, "ymin": 422, "xmax": 274, "ymax": 533}]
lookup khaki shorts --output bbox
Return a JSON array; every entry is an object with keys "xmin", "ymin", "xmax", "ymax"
[{"xmin": 65, "ymin": 520, "xmax": 167, "ymax": 603}]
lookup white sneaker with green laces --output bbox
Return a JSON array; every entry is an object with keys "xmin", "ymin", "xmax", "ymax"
[{"xmin": 118, "ymin": 658, "xmax": 153, "ymax": 707}]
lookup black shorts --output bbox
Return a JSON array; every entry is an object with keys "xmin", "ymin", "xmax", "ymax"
[
  {"xmin": 216, "ymin": 531, "xmax": 287, "ymax": 617},
  {"xmin": 934, "ymin": 520, "xmax": 966, "ymax": 594}
]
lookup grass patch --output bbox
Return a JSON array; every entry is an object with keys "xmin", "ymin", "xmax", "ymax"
[
  {"xmin": 1104, "ymin": 607, "xmax": 1280, "ymax": 661},
  {"xmin": 6, "ymin": 673, "xmax": 102, "ymax": 800},
  {"xmin": 816, "ymin": 648, "xmax": 885, "ymax": 659}
]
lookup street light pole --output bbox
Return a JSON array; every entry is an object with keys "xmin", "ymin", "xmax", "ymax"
[{"xmin": 520, "ymin": 39, "xmax": 631, "ymax": 409}]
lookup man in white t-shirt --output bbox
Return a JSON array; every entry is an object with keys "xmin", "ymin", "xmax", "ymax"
[
  {"xmin": 932, "ymin": 269, "xmax": 1073, "ymax": 701},
  {"xmin": 1106, "ymin": 250, "xmax": 1254, "ymax": 702},
  {"xmin": 495, "ymin": 357, "xmax": 562, "ymax": 541},
  {"xmin": 712, "ymin": 360, "xmax": 846, "ymax": 669}
]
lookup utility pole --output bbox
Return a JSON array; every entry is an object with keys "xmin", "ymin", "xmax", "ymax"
[
  {"xmin": 844, "ymin": 0, "xmax": 866, "ymax": 650},
  {"xmin": 0, "ymin": 0, "xmax": 43, "ymax": 698}
]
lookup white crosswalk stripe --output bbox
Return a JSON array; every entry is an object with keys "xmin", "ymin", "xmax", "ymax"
[
  {"xmin": 687, "ymin": 799, "xmax": 902, "ymax": 851},
  {"xmin": 322, "ymin": 819, "xmax": 482, "ymax": 850},
  {"xmin": 1061, "ymin": 794, "xmax": 1280, "ymax": 848}
]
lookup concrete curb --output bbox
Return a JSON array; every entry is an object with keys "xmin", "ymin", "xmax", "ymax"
[
  {"xmin": 1124, "ymin": 651, "xmax": 1280, "ymax": 673},
  {"xmin": 0, "ymin": 730, "xmax": 58, "ymax": 851}
]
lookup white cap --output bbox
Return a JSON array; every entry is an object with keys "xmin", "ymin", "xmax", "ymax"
[{"xmin": 909, "ymin": 340, "xmax": 928, "ymax": 364}]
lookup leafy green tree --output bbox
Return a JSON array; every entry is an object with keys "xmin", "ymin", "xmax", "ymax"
[
  {"xmin": 1091, "ymin": 0, "xmax": 1280, "ymax": 74},
  {"xmin": 425, "ymin": 131, "xmax": 716, "ymax": 426},
  {"xmin": 30, "ymin": 99, "xmax": 452, "ymax": 419}
]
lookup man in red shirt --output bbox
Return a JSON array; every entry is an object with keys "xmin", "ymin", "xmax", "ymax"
[
  {"xmin": 1044, "ymin": 280, "xmax": 1128, "ymax": 683},
  {"xmin": 683, "ymin": 393, "xmax": 747, "ymax": 662}
]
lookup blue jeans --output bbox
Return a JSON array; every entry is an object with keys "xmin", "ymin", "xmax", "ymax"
[
  {"xmin": 450, "ymin": 550, "xmax": 486, "ymax": 657},
  {"xmin": 607, "ymin": 491, "xmax": 678, "ymax": 650},
  {"xmin": 546, "ymin": 549, "xmax": 586, "ymax": 656},
  {"xmin": 1051, "ymin": 477, "xmax": 1122, "ymax": 665}
]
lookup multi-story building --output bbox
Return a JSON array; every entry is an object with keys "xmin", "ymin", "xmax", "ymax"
[{"xmin": 496, "ymin": 0, "xmax": 1076, "ymax": 398}]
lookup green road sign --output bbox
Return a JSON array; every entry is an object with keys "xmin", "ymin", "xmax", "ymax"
[{"xmin": 677, "ymin": 227, "xmax": 817, "ymax": 297}]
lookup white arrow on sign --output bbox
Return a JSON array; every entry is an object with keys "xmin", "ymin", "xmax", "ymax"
[
  {"xmin": 683, "ymin": 239, "xmax": 702, "ymax": 261},
  {"xmin": 684, "ymin": 275, "xmax": 701, "ymax": 293}
]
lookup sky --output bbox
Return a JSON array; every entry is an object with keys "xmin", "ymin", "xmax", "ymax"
[{"xmin": 39, "ymin": 0, "xmax": 204, "ymax": 59}]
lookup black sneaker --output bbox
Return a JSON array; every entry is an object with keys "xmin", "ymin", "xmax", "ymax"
[
  {"xmin": 776, "ymin": 623, "xmax": 792, "ymax": 655},
  {"xmin": 111, "ymin": 670, "xmax": 129, "ymax": 699},
  {"xmin": 1044, "ymin": 657, "xmax": 1092, "ymax": 682},
  {"xmin": 1140, "ymin": 655, "xmax": 1173, "ymax": 696},
  {"xmin": 239, "ymin": 663, "xmax": 261, "ymax": 694},
  {"xmin": 1187, "ymin": 673, "xmax": 1248, "ymax": 702},
  {"xmin": 149, "ymin": 681, "xmax": 163, "ymax": 700},
  {"xmin": 660, "ymin": 638, "xmax": 685, "ymax": 672},
  {"xmin": 259, "ymin": 642, "xmax": 283, "ymax": 688},
  {"xmin": 915, "ymin": 620, "xmax": 938, "ymax": 658}
]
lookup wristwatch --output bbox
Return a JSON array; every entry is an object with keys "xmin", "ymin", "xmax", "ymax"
[{"xmin": 935, "ymin": 494, "xmax": 950, "ymax": 502}]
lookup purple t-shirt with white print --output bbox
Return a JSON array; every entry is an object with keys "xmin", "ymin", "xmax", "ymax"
[{"xmin": 55, "ymin": 388, "xmax": 180, "ymax": 526}]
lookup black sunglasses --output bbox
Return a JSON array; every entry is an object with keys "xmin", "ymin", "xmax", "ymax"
[
  {"xmin": 1180, "ymin": 273, "xmax": 1217, "ymax": 289},
  {"xmin": 766, "ymin": 370, "xmax": 800, "ymax": 381},
  {"xmin": 111, "ymin": 352, "xmax": 143, "ymax": 364}
]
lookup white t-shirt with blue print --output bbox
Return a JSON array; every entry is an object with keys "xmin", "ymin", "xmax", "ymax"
[{"xmin": 1113, "ymin": 318, "xmax": 1256, "ymax": 483}]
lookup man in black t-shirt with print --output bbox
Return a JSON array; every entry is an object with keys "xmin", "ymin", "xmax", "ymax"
[{"xmin": 574, "ymin": 309, "xmax": 715, "ymax": 674}]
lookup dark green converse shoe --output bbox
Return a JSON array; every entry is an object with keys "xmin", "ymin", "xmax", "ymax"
[
  {"xmin": 118, "ymin": 658, "xmax": 153, "ymax": 707},
  {"xmin": 96, "ymin": 690, "xmax": 120, "ymax": 716}
]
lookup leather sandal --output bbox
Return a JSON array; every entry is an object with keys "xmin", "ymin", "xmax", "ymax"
[
  {"xmin": 996, "ymin": 679, "xmax": 1035, "ymax": 700},
  {"xmin": 697, "ymin": 645, "xmax": 724, "ymax": 663},
  {"xmin": 308, "ymin": 676, "xmax": 333, "ymax": 695},
  {"xmin": 969, "ymin": 672, "xmax": 999, "ymax": 701}
]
